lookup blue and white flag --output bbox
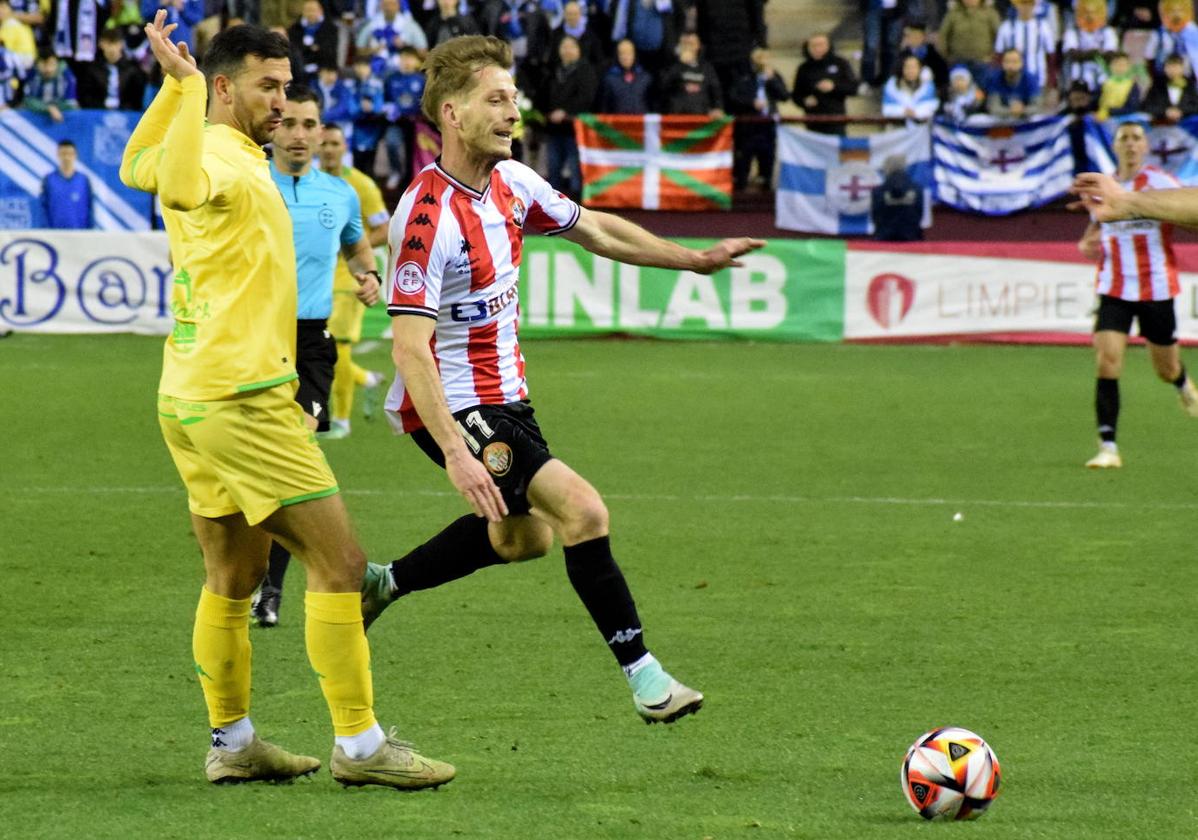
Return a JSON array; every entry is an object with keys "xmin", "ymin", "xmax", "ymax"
[
  {"xmin": 1144, "ymin": 115, "xmax": 1198, "ymax": 185},
  {"xmin": 0, "ymin": 109, "xmax": 152, "ymax": 230},
  {"xmin": 775, "ymin": 124, "xmax": 932, "ymax": 236},
  {"xmin": 933, "ymin": 115, "xmax": 1082, "ymax": 215}
]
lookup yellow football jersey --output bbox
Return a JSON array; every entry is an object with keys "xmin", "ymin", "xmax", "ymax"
[
  {"xmin": 122, "ymin": 75, "xmax": 298, "ymax": 400},
  {"xmin": 332, "ymin": 165, "xmax": 389, "ymax": 293}
]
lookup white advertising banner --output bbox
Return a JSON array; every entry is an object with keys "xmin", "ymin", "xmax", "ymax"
[
  {"xmin": 0, "ymin": 231, "xmax": 172, "ymax": 334},
  {"xmin": 845, "ymin": 246, "xmax": 1198, "ymax": 342}
]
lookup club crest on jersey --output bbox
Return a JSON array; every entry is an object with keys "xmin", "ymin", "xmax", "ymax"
[
  {"xmin": 482, "ymin": 442, "xmax": 513, "ymax": 476},
  {"xmin": 509, "ymin": 197, "xmax": 526, "ymax": 228},
  {"xmin": 394, "ymin": 261, "xmax": 426, "ymax": 294}
]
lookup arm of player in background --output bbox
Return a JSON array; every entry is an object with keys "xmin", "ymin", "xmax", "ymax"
[
  {"xmin": 561, "ymin": 206, "xmax": 766, "ymax": 275},
  {"xmin": 1078, "ymin": 221, "xmax": 1102, "ymax": 262},
  {"xmin": 390, "ymin": 315, "xmax": 508, "ymax": 523},
  {"xmin": 342, "ymin": 236, "xmax": 381, "ymax": 305},
  {"xmin": 119, "ymin": 12, "xmax": 209, "ymax": 209}
]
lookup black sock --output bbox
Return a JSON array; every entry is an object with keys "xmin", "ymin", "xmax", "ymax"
[
  {"xmin": 1096, "ymin": 377, "xmax": 1120, "ymax": 443},
  {"xmin": 1174, "ymin": 366, "xmax": 1188, "ymax": 389},
  {"xmin": 264, "ymin": 542, "xmax": 290, "ymax": 591},
  {"xmin": 563, "ymin": 536, "xmax": 647, "ymax": 668},
  {"xmin": 389, "ymin": 515, "xmax": 504, "ymax": 597}
]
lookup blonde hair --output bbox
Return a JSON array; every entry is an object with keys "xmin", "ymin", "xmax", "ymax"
[{"xmin": 421, "ymin": 35, "xmax": 514, "ymax": 128}]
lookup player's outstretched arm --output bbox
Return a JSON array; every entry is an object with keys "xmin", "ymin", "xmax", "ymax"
[
  {"xmin": 121, "ymin": 10, "xmax": 209, "ymax": 209},
  {"xmin": 391, "ymin": 315, "xmax": 508, "ymax": 523},
  {"xmin": 562, "ymin": 207, "xmax": 765, "ymax": 275},
  {"xmin": 1072, "ymin": 172, "xmax": 1198, "ymax": 226}
]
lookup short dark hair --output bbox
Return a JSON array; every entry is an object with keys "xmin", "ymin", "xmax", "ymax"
[
  {"xmin": 57, "ymin": 139, "xmax": 76, "ymax": 150},
  {"xmin": 203, "ymin": 24, "xmax": 291, "ymax": 83},
  {"xmin": 1164, "ymin": 53, "xmax": 1186, "ymax": 66},
  {"xmin": 286, "ymin": 82, "xmax": 321, "ymax": 108},
  {"xmin": 100, "ymin": 28, "xmax": 124, "ymax": 44}
]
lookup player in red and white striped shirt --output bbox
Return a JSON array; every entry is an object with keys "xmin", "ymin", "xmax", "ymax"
[
  {"xmin": 1076, "ymin": 121, "xmax": 1198, "ymax": 469},
  {"xmin": 361, "ymin": 35, "xmax": 764, "ymax": 725}
]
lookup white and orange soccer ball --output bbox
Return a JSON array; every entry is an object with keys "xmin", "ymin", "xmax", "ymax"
[{"xmin": 901, "ymin": 727, "xmax": 1001, "ymax": 820}]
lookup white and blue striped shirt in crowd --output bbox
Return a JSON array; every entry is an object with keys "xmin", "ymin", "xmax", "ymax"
[
  {"xmin": 1145, "ymin": 22, "xmax": 1198, "ymax": 77},
  {"xmin": 1061, "ymin": 24, "xmax": 1118, "ymax": 92},
  {"xmin": 995, "ymin": 14, "xmax": 1058, "ymax": 89},
  {"xmin": 882, "ymin": 78, "xmax": 940, "ymax": 122}
]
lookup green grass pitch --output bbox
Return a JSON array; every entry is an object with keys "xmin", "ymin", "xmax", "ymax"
[{"xmin": 2, "ymin": 334, "xmax": 1196, "ymax": 839}]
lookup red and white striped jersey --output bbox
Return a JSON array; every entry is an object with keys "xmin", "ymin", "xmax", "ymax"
[
  {"xmin": 1096, "ymin": 166, "xmax": 1180, "ymax": 302},
  {"xmin": 383, "ymin": 158, "xmax": 580, "ymax": 432}
]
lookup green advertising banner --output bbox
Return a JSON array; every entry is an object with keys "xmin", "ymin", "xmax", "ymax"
[{"xmin": 362, "ymin": 237, "xmax": 845, "ymax": 342}]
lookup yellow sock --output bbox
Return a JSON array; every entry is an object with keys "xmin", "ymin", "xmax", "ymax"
[
  {"xmin": 305, "ymin": 591, "xmax": 377, "ymax": 736},
  {"xmin": 351, "ymin": 361, "xmax": 369, "ymax": 386},
  {"xmin": 193, "ymin": 587, "xmax": 252, "ymax": 729},
  {"xmin": 332, "ymin": 343, "xmax": 356, "ymax": 422}
]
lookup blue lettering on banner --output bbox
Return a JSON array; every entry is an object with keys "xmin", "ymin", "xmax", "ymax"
[
  {"xmin": 77, "ymin": 257, "xmax": 148, "ymax": 325},
  {"xmin": 0, "ymin": 238, "xmax": 66, "ymax": 326}
]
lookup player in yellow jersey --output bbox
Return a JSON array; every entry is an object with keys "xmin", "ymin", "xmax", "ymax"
[
  {"xmin": 319, "ymin": 123, "xmax": 390, "ymax": 439},
  {"xmin": 120, "ymin": 12, "xmax": 454, "ymax": 790}
]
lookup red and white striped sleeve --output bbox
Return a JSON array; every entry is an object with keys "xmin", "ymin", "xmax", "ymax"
[
  {"xmin": 500, "ymin": 160, "xmax": 580, "ymax": 236},
  {"xmin": 387, "ymin": 179, "xmax": 449, "ymax": 319}
]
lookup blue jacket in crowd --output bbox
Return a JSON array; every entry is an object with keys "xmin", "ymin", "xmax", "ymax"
[{"xmin": 41, "ymin": 170, "xmax": 93, "ymax": 229}]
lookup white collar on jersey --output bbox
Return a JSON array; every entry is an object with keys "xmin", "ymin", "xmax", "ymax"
[{"xmin": 434, "ymin": 157, "xmax": 491, "ymax": 202}]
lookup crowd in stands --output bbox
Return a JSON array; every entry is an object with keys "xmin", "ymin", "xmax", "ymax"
[
  {"xmin": 845, "ymin": 0, "xmax": 1198, "ymax": 128},
  {"xmin": 10, "ymin": 0, "xmax": 1198, "ymax": 216}
]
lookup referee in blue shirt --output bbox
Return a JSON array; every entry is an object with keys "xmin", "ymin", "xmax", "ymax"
[{"xmin": 254, "ymin": 83, "xmax": 381, "ymax": 627}]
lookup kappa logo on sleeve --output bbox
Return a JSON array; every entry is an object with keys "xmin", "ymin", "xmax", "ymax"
[{"xmin": 394, "ymin": 261, "xmax": 426, "ymax": 295}]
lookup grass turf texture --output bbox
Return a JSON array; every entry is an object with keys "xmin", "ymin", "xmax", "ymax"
[{"xmin": 1, "ymin": 334, "xmax": 1196, "ymax": 840}]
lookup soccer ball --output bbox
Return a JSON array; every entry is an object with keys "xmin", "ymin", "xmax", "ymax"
[{"xmin": 901, "ymin": 727, "xmax": 1001, "ymax": 820}]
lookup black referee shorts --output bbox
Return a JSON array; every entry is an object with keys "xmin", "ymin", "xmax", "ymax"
[
  {"xmin": 294, "ymin": 319, "xmax": 338, "ymax": 431},
  {"xmin": 1094, "ymin": 295, "xmax": 1179, "ymax": 346},
  {"xmin": 410, "ymin": 400, "xmax": 554, "ymax": 516}
]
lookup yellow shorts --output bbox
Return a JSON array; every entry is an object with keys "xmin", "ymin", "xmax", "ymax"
[
  {"xmin": 328, "ymin": 289, "xmax": 367, "ymax": 344},
  {"xmin": 157, "ymin": 383, "xmax": 339, "ymax": 526}
]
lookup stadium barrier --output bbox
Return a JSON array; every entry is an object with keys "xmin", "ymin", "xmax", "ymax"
[{"xmin": 10, "ymin": 231, "xmax": 1198, "ymax": 344}]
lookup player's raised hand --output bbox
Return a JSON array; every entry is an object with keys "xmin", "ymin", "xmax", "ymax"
[
  {"xmin": 693, "ymin": 237, "xmax": 767, "ymax": 274},
  {"xmin": 354, "ymin": 270, "xmax": 381, "ymax": 306},
  {"xmin": 1069, "ymin": 173, "xmax": 1128, "ymax": 222},
  {"xmin": 445, "ymin": 450, "xmax": 508, "ymax": 523},
  {"xmin": 145, "ymin": 9, "xmax": 200, "ymax": 81}
]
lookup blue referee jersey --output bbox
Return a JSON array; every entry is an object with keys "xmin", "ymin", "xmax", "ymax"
[{"xmin": 270, "ymin": 161, "xmax": 364, "ymax": 320}]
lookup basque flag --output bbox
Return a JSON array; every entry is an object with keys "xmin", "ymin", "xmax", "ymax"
[{"xmin": 775, "ymin": 123, "xmax": 932, "ymax": 235}]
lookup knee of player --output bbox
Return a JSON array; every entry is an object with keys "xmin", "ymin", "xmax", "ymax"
[{"xmin": 562, "ymin": 500, "xmax": 609, "ymax": 544}]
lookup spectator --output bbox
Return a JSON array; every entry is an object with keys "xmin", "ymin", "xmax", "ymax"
[
  {"xmin": 607, "ymin": 0, "xmax": 679, "ymax": 77},
  {"xmin": 882, "ymin": 53, "xmax": 939, "ymax": 121},
  {"xmin": 871, "ymin": 154, "xmax": 923, "ymax": 242},
  {"xmin": 41, "ymin": 140, "xmax": 92, "ymax": 229},
  {"xmin": 1061, "ymin": 0, "xmax": 1117, "ymax": 94},
  {"xmin": 1061, "ymin": 79, "xmax": 1096, "ymax": 115},
  {"xmin": 23, "ymin": 50, "xmax": 77, "ymax": 121},
  {"xmin": 46, "ymin": 0, "xmax": 111, "ymax": 62},
  {"xmin": 75, "ymin": 28, "xmax": 146, "ymax": 109},
  {"xmin": 346, "ymin": 52, "xmax": 385, "ymax": 174},
  {"xmin": 140, "ymin": 0, "xmax": 204, "ymax": 53},
  {"xmin": 1096, "ymin": 50, "xmax": 1144, "ymax": 119},
  {"xmin": 1145, "ymin": 0, "xmax": 1198, "ymax": 80},
  {"xmin": 357, "ymin": 0, "xmax": 428, "ymax": 70},
  {"xmin": 791, "ymin": 32, "xmax": 857, "ymax": 136},
  {"xmin": 0, "ymin": 0, "xmax": 34, "ymax": 72},
  {"xmin": 8, "ymin": 0, "xmax": 41, "ymax": 29},
  {"xmin": 693, "ymin": 0, "xmax": 766, "ymax": 99},
  {"xmin": 897, "ymin": 20, "xmax": 947, "ymax": 91},
  {"xmin": 985, "ymin": 47, "xmax": 1042, "ymax": 118},
  {"xmin": 1144, "ymin": 53, "xmax": 1198, "ymax": 121},
  {"xmin": 382, "ymin": 45, "xmax": 424, "ymax": 189},
  {"xmin": 939, "ymin": 0, "xmax": 1000, "ymax": 84},
  {"xmin": 0, "ymin": 43, "xmax": 19, "ymax": 108},
  {"xmin": 994, "ymin": 0, "xmax": 1056, "ymax": 92},
  {"xmin": 1112, "ymin": 0, "xmax": 1159, "ymax": 31},
  {"xmin": 288, "ymin": 0, "xmax": 337, "ymax": 81},
  {"xmin": 194, "ymin": 0, "xmax": 259, "ymax": 57},
  {"xmin": 268, "ymin": 23, "xmax": 306, "ymax": 82},
  {"xmin": 259, "ymin": 0, "xmax": 299, "ymax": 28},
  {"xmin": 596, "ymin": 37, "xmax": 651, "ymax": 113},
  {"xmin": 860, "ymin": 0, "xmax": 910, "ymax": 88},
  {"xmin": 548, "ymin": 0, "xmax": 604, "ymax": 70},
  {"xmin": 659, "ymin": 31, "xmax": 723, "ymax": 115},
  {"xmin": 539, "ymin": 34, "xmax": 598, "ymax": 198},
  {"xmin": 727, "ymin": 46, "xmax": 787, "ymax": 190},
  {"xmin": 315, "ymin": 63, "xmax": 355, "ymax": 123},
  {"xmin": 423, "ymin": 0, "xmax": 480, "ymax": 47},
  {"xmin": 942, "ymin": 63, "xmax": 984, "ymax": 121}
]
